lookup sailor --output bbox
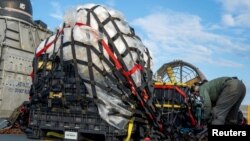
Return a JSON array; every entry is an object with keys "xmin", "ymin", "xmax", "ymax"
[{"xmin": 192, "ymin": 77, "xmax": 246, "ymax": 125}]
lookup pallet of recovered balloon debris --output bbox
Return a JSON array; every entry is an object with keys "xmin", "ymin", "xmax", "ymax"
[{"xmin": 27, "ymin": 3, "xmax": 162, "ymax": 141}]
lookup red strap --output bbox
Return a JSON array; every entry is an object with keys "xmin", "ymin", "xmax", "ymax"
[
  {"xmin": 125, "ymin": 77, "xmax": 137, "ymax": 96},
  {"xmin": 29, "ymin": 70, "xmax": 34, "ymax": 79},
  {"xmin": 35, "ymin": 39, "xmax": 55, "ymax": 58},
  {"xmin": 123, "ymin": 64, "xmax": 143, "ymax": 77},
  {"xmin": 75, "ymin": 22, "xmax": 89, "ymax": 27},
  {"xmin": 101, "ymin": 39, "xmax": 122, "ymax": 70},
  {"xmin": 154, "ymin": 85, "xmax": 187, "ymax": 98},
  {"xmin": 144, "ymin": 137, "xmax": 151, "ymax": 141},
  {"xmin": 175, "ymin": 87, "xmax": 188, "ymax": 99},
  {"xmin": 188, "ymin": 108, "xmax": 198, "ymax": 126}
]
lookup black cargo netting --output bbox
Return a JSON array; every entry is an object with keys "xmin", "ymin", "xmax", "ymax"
[{"xmin": 29, "ymin": 4, "xmax": 165, "ymax": 140}]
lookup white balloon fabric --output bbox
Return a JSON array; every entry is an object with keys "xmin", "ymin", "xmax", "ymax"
[{"xmin": 35, "ymin": 4, "xmax": 153, "ymax": 129}]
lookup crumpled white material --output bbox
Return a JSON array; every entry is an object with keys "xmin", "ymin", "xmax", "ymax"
[{"xmin": 35, "ymin": 4, "xmax": 153, "ymax": 130}]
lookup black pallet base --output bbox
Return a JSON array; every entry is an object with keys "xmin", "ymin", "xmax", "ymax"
[{"xmin": 27, "ymin": 110, "xmax": 134, "ymax": 141}]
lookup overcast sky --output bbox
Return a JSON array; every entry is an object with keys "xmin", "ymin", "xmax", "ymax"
[{"xmin": 31, "ymin": 0, "xmax": 250, "ymax": 104}]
